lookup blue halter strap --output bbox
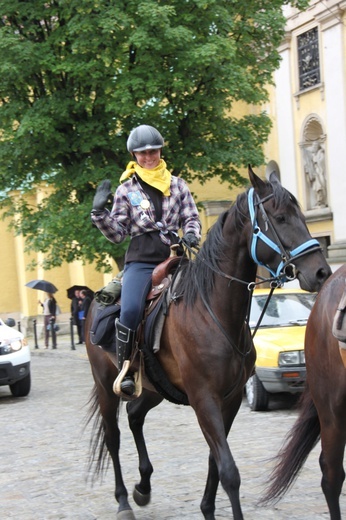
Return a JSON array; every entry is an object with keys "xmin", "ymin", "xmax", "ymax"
[{"xmin": 247, "ymin": 187, "xmax": 321, "ymax": 279}]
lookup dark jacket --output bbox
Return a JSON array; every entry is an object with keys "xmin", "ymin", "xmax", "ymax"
[
  {"xmin": 81, "ymin": 295, "xmax": 92, "ymax": 319},
  {"xmin": 48, "ymin": 298, "xmax": 57, "ymax": 316},
  {"xmin": 71, "ymin": 296, "xmax": 82, "ymax": 323}
]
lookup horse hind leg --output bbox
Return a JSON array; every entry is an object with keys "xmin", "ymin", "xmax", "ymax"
[
  {"xmin": 87, "ymin": 383, "xmax": 136, "ymax": 520},
  {"xmin": 126, "ymin": 390, "xmax": 164, "ymax": 507},
  {"xmin": 319, "ymin": 426, "xmax": 346, "ymax": 520}
]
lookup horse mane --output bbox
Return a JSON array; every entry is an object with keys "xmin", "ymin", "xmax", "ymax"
[
  {"xmin": 175, "ymin": 209, "xmax": 231, "ymax": 308},
  {"xmin": 175, "ymin": 177, "xmax": 299, "ymax": 308}
]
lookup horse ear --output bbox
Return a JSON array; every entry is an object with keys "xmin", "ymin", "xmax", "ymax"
[
  {"xmin": 248, "ymin": 165, "xmax": 266, "ymax": 191},
  {"xmin": 269, "ymin": 171, "xmax": 281, "ymax": 186}
]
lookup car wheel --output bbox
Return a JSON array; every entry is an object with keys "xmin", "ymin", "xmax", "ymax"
[
  {"xmin": 245, "ymin": 373, "xmax": 269, "ymax": 411},
  {"xmin": 9, "ymin": 373, "xmax": 31, "ymax": 397}
]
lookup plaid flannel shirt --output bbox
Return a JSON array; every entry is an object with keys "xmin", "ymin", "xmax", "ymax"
[{"xmin": 91, "ymin": 175, "xmax": 201, "ymax": 246}]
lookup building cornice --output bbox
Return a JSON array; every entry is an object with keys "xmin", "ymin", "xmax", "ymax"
[
  {"xmin": 315, "ymin": 4, "xmax": 346, "ymax": 31},
  {"xmin": 284, "ymin": 0, "xmax": 346, "ymax": 33}
]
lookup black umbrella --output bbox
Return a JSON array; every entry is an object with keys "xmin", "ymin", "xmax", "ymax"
[
  {"xmin": 26, "ymin": 279, "xmax": 58, "ymax": 293},
  {"xmin": 67, "ymin": 285, "xmax": 94, "ymax": 299}
]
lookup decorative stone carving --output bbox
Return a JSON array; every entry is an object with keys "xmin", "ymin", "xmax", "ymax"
[
  {"xmin": 302, "ymin": 141, "xmax": 327, "ymax": 208},
  {"xmin": 301, "ymin": 115, "xmax": 328, "ymax": 210}
]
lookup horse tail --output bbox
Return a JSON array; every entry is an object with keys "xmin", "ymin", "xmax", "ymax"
[
  {"xmin": 84, "ymin": 384, "xmax": 120, "ymax": 484},
  {"xmin": 261, "ymin": 384, "xmax": 321, "ymax": 504}
]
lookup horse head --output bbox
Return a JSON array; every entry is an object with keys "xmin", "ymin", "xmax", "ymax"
[{"xmin": 248, "ymin": 165, "xmax": 331, "ymax": 292}]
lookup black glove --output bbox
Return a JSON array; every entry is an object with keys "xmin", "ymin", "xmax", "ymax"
[
  {"xmin": 182, "ymin": 232, "xmax": 199, "ymax": 248},
  {"xmin": 92, "ymin": 180, "xmax": 113, "ymax": 211}
]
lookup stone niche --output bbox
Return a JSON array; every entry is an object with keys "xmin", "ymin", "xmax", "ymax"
[{"xmin": 300, "ymin": 115, "xmax": 333, "ymax": 229}]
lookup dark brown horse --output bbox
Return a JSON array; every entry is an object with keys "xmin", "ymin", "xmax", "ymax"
[
  {"xmin": 85, "ymin": 166, "xmax": 331, "ymax": 520},
  {"xmin": 263, "ymin": 264, "xmax": 346, "ymax": 520}
]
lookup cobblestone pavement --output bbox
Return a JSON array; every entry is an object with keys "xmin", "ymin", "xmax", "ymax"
[{"xmin": 1, "ymin": 335, "xmax": 341, "ymax": 519}]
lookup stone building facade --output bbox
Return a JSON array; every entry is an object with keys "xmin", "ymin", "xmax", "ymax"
[{"xmin": 264, "ymin": 0, "xmax": 346, "ymax": 269}]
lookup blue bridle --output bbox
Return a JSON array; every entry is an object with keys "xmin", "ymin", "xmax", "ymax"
[{"xmin": 248, "ymin": 187, "xmax": 321, "ymax": 281}]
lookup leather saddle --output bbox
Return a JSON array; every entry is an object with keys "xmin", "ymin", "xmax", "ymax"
[
  {"xmin": 332, "ymin": 281, "xmax": 346, "ymax": 343},
  {"xmin": 145, "ymin": 245, "xmax": 182, "ymax": 310}
]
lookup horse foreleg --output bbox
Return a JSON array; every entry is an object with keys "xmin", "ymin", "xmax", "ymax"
[
  {"xmin": 200, "ymin": 451, "xmax": 219, "ymax": 520},
  {"xmin": 319, "ymin": 424, "xmax": 346, "ymax": 520},
  {"xmin": 126, "ymin": 390, "xmax": 164, "ymax": 507},
  {"xmin": 194, "ymin": 394, "xmax": 244, "ymax": 520}
]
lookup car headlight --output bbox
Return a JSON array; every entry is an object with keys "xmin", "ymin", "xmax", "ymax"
[
  {"xmin": 0, "ymin": 339, "xmax": 23, "ymax": 354},
  {"xmin": 9, "ymin": 339, "xmax": 23, "ymax": 351},
  {"xmin": 278, "ymin": 350, "xmax": 305, "ymax": 366}
]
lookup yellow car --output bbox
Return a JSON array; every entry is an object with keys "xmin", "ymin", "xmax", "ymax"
[{"xmin": 245, "ymin": 288, "xmax": 317, "ymax": 411}]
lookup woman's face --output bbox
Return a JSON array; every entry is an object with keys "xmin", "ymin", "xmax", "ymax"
[{"xmin": 134, "ymin": 149, "xmax": 161, "ymax": 169}]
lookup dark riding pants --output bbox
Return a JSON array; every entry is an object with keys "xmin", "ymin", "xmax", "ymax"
[{"xmin": 120, "ymin": 262, "xmax": 157, "ymax": 330}]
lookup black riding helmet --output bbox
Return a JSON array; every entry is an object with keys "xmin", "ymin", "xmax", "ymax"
[{"xmin": 127, "ymin": 125, "xmax": 164, "ymax": 153}]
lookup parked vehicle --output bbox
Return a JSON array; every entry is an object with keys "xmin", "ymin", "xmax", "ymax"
[
  {"xmin": 0, "ymin": 318, "xmax": 31, "ymax": 397},
  {"xmin": 245, "ymin": 288, "xmax": 316, "ymax": 411}
]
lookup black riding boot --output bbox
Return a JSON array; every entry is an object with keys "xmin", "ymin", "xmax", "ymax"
[{"xmin": 115, "ymin": 319, "xmax": 136, "ymax": 396}]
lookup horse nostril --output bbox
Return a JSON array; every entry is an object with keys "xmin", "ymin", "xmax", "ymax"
[{"xmin": 318, "ymin": 266, "xmax": 332, "ymax": 284}]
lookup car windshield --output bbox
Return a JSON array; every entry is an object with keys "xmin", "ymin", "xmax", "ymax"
[{"xmin": 249, "ymin": 292, "xmax": 317, "ymax": 328}]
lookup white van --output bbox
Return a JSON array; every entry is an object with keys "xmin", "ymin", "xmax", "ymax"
[{"xmin": 0, "ymin": 318, "xmax": 31, "ymax": 397}]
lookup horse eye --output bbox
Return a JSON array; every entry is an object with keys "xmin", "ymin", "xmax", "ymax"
[{"xmin": 275, "ymin": 214, "xmax": 286, "ymax": 224}]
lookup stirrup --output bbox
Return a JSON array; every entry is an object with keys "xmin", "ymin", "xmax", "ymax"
[{"xmin": 113, "ymin": 360, "xmax": 142, "ymax": 400}]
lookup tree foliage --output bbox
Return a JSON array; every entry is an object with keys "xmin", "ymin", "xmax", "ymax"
[{"xmin": 0, "ymin": 0, "xmax": 308, "ymax": 271}]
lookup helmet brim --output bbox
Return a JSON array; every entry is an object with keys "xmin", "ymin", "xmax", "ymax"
[{"xmin": 132, "ymin": 144, "xmax": 163, "ymax": 152}]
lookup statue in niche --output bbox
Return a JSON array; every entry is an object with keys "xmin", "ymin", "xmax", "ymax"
[{"xmin": 303, "ymin": 141, "xmax": 327, "ymax": 208}]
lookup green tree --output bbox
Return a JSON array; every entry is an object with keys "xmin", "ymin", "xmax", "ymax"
[{"xmin": 0, "ymin": 0, "xmax": 308, "ymax": 271}]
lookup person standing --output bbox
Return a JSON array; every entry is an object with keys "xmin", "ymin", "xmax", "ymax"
[
  {"xmin": 71, "ymin": 289, "xmax": 83, "ymax": 344},
  {"xmin": 91, "ymin": 124, "xmax": 201, "ymax": 396},
  {"xmin": 39, "ymin": 293, "xmax": 57, "ymax": 349},
  {"xmin": 79, "ymin": 289, "xmax": 92, "ymax": 343}
]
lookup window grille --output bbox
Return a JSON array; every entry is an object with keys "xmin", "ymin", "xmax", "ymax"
[{"xmin": 298, "ymin": 27, "xmax": 320, "ymax": 91}]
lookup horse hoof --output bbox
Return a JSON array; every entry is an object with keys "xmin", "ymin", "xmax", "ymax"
[
  {"xmin": 117, "ymin": 508, "xmax": 136, "ymax": 520},
  {"xmin": 133, "ymin": 485, "xmax": 151, "ymax": 507}
]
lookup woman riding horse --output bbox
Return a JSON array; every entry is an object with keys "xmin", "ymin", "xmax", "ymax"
[
  {"xmin": 91, "ymin": 124, "xmax": 201, "ymax": 397},
  {"xmin": 86, "ymin": 166, "xmax": 331, "ymax": 520}
]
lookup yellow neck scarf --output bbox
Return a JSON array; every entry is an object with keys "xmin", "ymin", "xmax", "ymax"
[{"xmin": 120, "ymin": 159, "xmax": 171, "ymax": 196}]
